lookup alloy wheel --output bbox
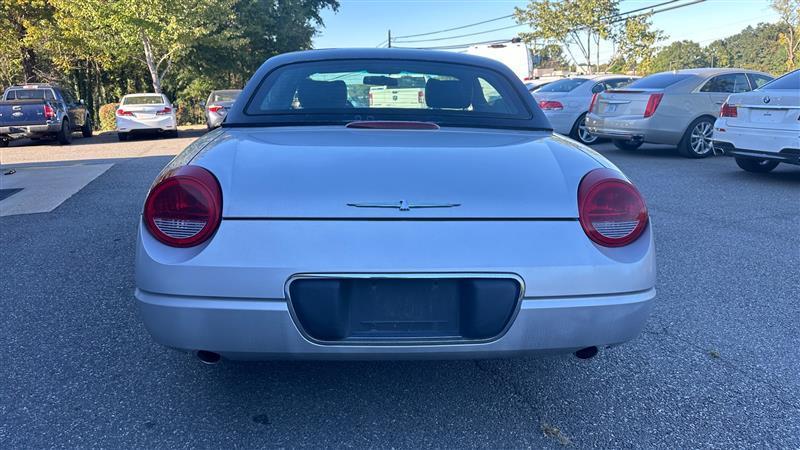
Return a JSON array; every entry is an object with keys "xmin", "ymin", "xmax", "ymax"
[
  {"xmin": 577, "ymin": 117, "xmax": 598, "ymax": 144},
  {"xmin": 689, "ymin": 121, "xmax": 713, "ymax": 156}
]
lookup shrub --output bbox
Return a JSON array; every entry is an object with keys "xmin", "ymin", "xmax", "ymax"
[{"xmin": 98, "ymin": 103, "xmax": 119, "ymax": 131}]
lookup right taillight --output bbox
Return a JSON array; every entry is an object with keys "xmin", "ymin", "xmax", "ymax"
[
  {"xmin": 643, "ymin": 93, "xmax": 663, "ymax": 118},
  {"xmin": 208, "ymin": 105, "xmax": 224, "ymax": 113},
  {"xmin": 578, "ymin": 168, "xmax": 648, "ymax": 247},
  {"xmin": 719, "ymin": 102, "xmax": 738, "ymax": 117},
  {"xmin": 143, "ymin": 165, "xmax": 222, "ymax": 248},
  {"xmin": 43, "ymin": 104, "xmax": 56, "ymax": 120}
]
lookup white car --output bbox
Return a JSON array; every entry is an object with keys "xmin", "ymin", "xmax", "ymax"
[
  {"xmin": 533, "ymin": 75, "xmax": 638, "ymax": 144},
  {"xmin": 134, "ymin": 49, "xmax": 655, "ymax": 363},
  {"xmin": 713, "ymin": 69, "xmax": 800, "ymax": 172},
  {"xmin": 116, "ymin": 93, "xmax": 178, "ymax": 141}
]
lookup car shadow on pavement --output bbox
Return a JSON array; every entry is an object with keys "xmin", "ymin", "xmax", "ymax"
[
  {"xmin": 4, "ymin": 127, "xmax": 208, "ymax": 148},
  {"xmin": 719, "ymin": 165, "xmax": 800, "ymax": 183}
]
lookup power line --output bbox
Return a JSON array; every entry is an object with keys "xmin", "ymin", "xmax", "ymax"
[
  {"xmin": 394, "ymin": 24, "xmax": 524, "ymax": 44},
  {"xmin": 393, "ymin": 14, "xmax": 514, "ymax": 40}
]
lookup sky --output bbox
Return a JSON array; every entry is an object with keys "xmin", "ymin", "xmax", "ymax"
[{"xmin": 312, "ymin": 0, "xmax": 780, "ymax": 64}]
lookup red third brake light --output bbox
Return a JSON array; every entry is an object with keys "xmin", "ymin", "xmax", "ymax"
[
  {"xmin": 578, "ymin": 168, "xmax": 648, "ymax": 247},
  {"xmin": 643, "ymin": 93, "xmax": 663, "ymax": 118},
  {"xmin": 538, "ymin": 100, "xmax": 564, "ymax": 111},
  {"xmin": 719, "ymin": 102, "xmax": 738, "ymax": 117},
  {"xmin": 143, "ymin": 166, "xmax": 222, "ymax": 248}
]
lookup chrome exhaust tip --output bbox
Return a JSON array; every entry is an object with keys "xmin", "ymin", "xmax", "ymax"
[
  {"xmin": 196, "ymin": 350, "xmax": 222, "ymax": 365},
  {"xmin": 574, "ymin": 346, "xmax": 599, "ymax": 360}
]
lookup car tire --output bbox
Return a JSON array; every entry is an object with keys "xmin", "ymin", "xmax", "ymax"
[
  {"xmin": 0, "ymin": 139, "xmax": 8, "ymax": 147},
  {"xmin": 570, "ymin": 113, "xmax": 599, "ymax": 145},
  {"xmin": 117, "ymin": 132, "xmax": 129, "ymax": 141},
  {"xmin": 678, "ymin": 117, "xmax": 715, "ymax": 158},
  {"xmin": 81, "ymin": 115, "xmax": 93, "ymax": 137},
  {"xmin": 613, "ymin": 139, "xmax": 642, "ymax": 151},
  {"xmin": 735, "ymin": 157, "xmax": 779, "ymax": 173},
  {"xmin": 56, "ymin": 120, "xmax": 72, "ymax": 145}
]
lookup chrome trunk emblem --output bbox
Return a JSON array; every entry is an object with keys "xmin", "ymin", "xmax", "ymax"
[
  {"xmin": 763, "ymin": 96, "xmax": 771, "ymax": 104},
  {"xmin": 347, "ymin": 200, "xmax": 461, "ymax": 211}
]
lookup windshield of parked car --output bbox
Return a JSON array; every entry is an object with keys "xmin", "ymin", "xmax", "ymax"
[
  {"xmin": 5, "ymin": 88, "xmax": 55, "ymax": 100},
  {"xmin": 627, "ymin": 73, "xmax": 693, "ymax": 89},
  {"xmin": 122, "ymin": 95, "xmax": 164, "ymax": 105},
  {"xmin": 534, "ymin": 78, "xmax": 589, "ymax": 93},
  {"xmin": 210, "ymin": 91, "xmax": 241, "ymax": 102},
  {"xmin": 242, "ymin": 59, "xmax": 541, "ymax": 129},
  {"xmin": 761, "ymin": 70, "xmax": 799, "ymax": 89}
]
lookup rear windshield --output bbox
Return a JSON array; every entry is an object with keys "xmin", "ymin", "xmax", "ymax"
[
  {"xmin": 535, "ymin": 78, "xmax": 589, "ymax": 93},
  {"xmin": 210, "ymin": 91, "xmax": 241, "ymax": 103},
  {"xmin": 242, "ymin": 59, "xmax": 537, "ymax": 128},
  {"xmin": 627, "ymin": 73, "xmax": 693, "ymax": 89},
  {"xmin": 122, "ymin": 95, "xmax": 164, "ymax": 105},
  {"xmin": 5, "ymin": 88, "xmax": 55, "ymax": 100},
  {"xmin": 762, "ymin": 70, "xmax": 799, "ymax": 90}
]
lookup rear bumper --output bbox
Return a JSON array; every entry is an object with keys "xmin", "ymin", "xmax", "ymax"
[
  {"xmin": 116, "ymin": 115, "xmax": 176, "ymax": 132},
  {"xmin": 0, "ymin": 123, "xmax": 60, "ymax": 136},
  {"xmin": 585, "ymin": 115, "xmax": 682, "ymax": 145},
  {"xmin": 713, "ymin": 142, "xmax": 800, "ymax": 165},
  {"xmin": 135, "ymin": 287, "xmax": 656, "ymax": 360}
]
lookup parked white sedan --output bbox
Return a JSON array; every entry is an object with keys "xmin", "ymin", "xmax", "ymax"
[
  {"xmin": 533, "ymin": 75, "xmax": 638, "ymax": 144},
  {"xmin": 134, "ymin": 49, "xmax": 655, "ymax": 363},
  {"xmin": 713, "ymin": 69, "xmax": 800, "ymax": 172},
  {"xmin": 116, "ymin": 93, "xmax": 178, "ymax": 141}
]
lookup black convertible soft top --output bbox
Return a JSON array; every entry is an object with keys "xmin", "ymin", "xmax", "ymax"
[{"xmin": 223, "ymin": 48, "xmax": 552, "ymax": 131}]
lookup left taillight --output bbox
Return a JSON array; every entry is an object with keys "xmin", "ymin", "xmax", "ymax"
[
  {"xmin": 643, "ymin": 93, "xmax": 663, "ymax": 118},
  {"xmin": 588, "ymin": 93, "xmax": 599, "ymax": 113},
  {"xmin": 156, "ymin": 106, "xmax": 172, "ymax": 115},
  {"xmin": 143, "ymin": 166, "xmax": 222, "ymax": 248},
  {"xmin": 578, "ymin": 168, "xmax": 648, "ymax": 247}
]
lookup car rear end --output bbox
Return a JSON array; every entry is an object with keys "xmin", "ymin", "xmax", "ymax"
[
  {"xmin": 713, "ymin": 70, "xmax": 800, "ymax": 166},
  {"xmin": 586, "ymin": 73, "xmax": 698, "ymax": 145},
  {"xmin": 134, "ymin": 50, "xmax": 655, "ymax": 361},
  {"xmin": 0, "ymin": 87, "xmax": 62, "ymax": 143},
  {"xmin": 205, "ymin": 90, "xmax": 241, "ymax": 129},
  {"xmin": 532, "ymin": 78, "xmax": 590, "ymax": 135},
  {"xmin": 116, "ymin": 94, "xmax": 177, "ymax": 135}
]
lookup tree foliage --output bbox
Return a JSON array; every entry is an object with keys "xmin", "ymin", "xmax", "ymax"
[
  {"xmin": 0, "ymin": 0, "xmax": 338, "ymax": 126},
  {"xmin": 650, "ymin": 40, "xmax": 707, "ymax": 73},
  {"xmin": 612, "ymin": 14, "xmax": 666, "ymax": 74},
  {"xmin": 771, "ymin": 0, "xmax": 800, "ymax": 70},
  {"xmin": 515, "ymin": 0, "xmax": 620, "ymax": 73}
]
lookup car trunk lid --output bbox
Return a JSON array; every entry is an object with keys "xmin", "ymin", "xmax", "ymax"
[
  {"xmin": 194, "ymin": 126, "xmax": 601, "ymax": 219},
  {"xmin": 594, "ymin": 89, "xmax": 662, "ymax": 117},
  {"xmin": 724, "ymin": 90, "xmax": 800, "ymax": 131}
]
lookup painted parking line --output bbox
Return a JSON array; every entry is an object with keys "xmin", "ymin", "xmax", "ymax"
[{"xmin": 0, "ymin": 163, "xmax": 113, "ymax": 216}]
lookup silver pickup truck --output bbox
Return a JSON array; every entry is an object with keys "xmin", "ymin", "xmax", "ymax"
[{"xmin": 0, "ymin": 84, "xmax": 92, "ymax": 147}]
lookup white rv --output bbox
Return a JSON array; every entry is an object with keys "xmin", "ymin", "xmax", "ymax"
[{"xmin": 465, "ymin": 41, "xmax": 533, "ymax": 81}]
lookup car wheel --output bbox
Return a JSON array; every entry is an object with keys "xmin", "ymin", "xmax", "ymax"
[
  {"xmin": 117, "ymin": 132, "xmax": 129, "ymax": 141},
  {"xmin": 56, "ymin": 120, "xmax": 72, "ymax": 145},
  {"xmin": 678, "ymin": 117, "xmax": 715, "ymax": 158},
  {"xmin": 613, "ymin": 139, "xmax": 642, "ymax": 151},
  {"xmin": 81, "ymin": 115, "xmax": 93, "ymax": 137},
  {"xmin": 571, "ymin": 113, "xmax": 599, "ymax": 145},
  {"xmin": 735, "ymin": 157, "xmax": 779, "ymax": 173},
  {"xmin": 0, "ymin": 139, "xmax": 8, "ymax": 148}
]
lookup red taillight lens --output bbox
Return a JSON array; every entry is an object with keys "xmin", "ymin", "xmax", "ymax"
[
  {"xmin": 418, "ymin": 90, "xmax": 425, "ymax": 104},
  {"xmin": 143, "ymin": 166, "xmax": 222, "ymax": 248},
  {"xmin": 156, "ymin": 106, "xmax": 172, "ymax": 115},
  {"xmin": 208, "ymin": 105, "xmax": 224, "ymax": 113},
  {"xmin": 588, "ymin": 93, "xmax": 599, "ymax": 113},
  {"xmin": 643, "ymin": 93, "xmax": 663, "ymax": 118},
  {"xmin": 578, "ymin": 168, "xmax": 648, "ymax": 247},
  {"xmin": 538, "ymin": 100, "xmax": 563, "ymax": 111},
  {"xmin": 116, "ymin": 109, "xmax": 133, "ymax": 116},
  {"xmin": 43, "ymin": 104, "xmax": 56, "ymax": 120},
  {"xmin": 719, "ymin": 102, "xmax": 737, "ymax": 117}
]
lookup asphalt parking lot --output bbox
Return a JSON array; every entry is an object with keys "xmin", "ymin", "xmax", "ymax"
[{"xmin": 1, "ymin": 131, "xmax": 798, "ymax": 448}]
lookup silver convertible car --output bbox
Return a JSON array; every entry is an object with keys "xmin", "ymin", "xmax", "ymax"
[{"xmin": 135, "ymin": 49, "xmax": 656, "ymax": 363}]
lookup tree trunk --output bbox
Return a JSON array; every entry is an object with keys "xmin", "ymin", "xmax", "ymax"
[{"xmin": 141, "ymin": 32, "xmax": 162, "ymax": 93}]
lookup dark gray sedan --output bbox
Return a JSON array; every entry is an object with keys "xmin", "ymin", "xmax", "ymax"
[{"xmin": 203, "ymin": 89, "xmax": 242, "ymax": 130}]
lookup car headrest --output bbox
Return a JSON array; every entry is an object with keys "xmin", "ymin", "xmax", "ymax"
[
  {"xmin": 425, "ymin": 79, "xmax": 472, "ymax": 109},
  {"xmin": 297, "ymin": 79, "xmax": 348, "ymax": 109}
]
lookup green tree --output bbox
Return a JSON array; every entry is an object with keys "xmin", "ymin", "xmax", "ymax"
[
  {"xmin": 650, "ymin": 40, "xmax": 707, "ymax": 73},
  {"xmin": 0, "ymin": 0, "xmax": 53, "ymax": 82},
  {"xmin": 515, "ymin": 0, "xmax": 619, "ymax": 73},
  {"xmin": 771, "ymin": 0, "xmax": 800, "ymax": 70},
  {"xmin": 613, "ymin": 14, "xmax": 666, "ymax": 74}
]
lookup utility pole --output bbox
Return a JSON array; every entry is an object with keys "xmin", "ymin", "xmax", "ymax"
[{"xmin": 388, "ymin": 30, "xmax": 392, "ymax": 48}]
